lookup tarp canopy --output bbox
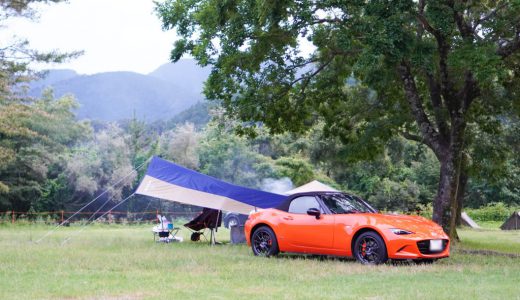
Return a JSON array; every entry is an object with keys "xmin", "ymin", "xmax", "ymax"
[
  {"xmin": 284, "ymin": 180, "xmax": 338, "ymax": 195},
  {"xmin": 135, "ymin": 157, "xmax": 287, "ymax": 214},
  {"xmin": 461, "ymin": 212, "xmax": 480, "ymax": 229}
]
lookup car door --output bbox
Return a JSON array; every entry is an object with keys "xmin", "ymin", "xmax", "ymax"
[{"xmin": 278, "ymin": 195, "xmax": 335, "ymax": 251}]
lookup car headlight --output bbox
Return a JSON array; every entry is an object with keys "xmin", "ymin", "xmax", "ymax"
[{"xmin": 390, "ymin": 228, "xmax": 414, "ymax": 235}]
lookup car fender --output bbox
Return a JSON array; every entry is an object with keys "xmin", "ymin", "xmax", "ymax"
[
  {"xmin": 246, "ymin": 211, "xmax": 290, "ymax": 251},
  {"xmin": 331, "ymin": 221, "xmax": 389, "ymax": 257},
  {"xmin": 348, "ymin": 226, "xmax": 389, "ymax": 255}
]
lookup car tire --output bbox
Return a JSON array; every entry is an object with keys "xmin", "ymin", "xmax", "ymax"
[
  {"xmin": 228, "ymin": 216, "xmax": 239, "ymax": 227},
  {"xmin": 353, "ymin": 231, "xmax": 388, "ymax": 265},
  {"xmin": 251, "ymin": 226, "xmax": 279, "ymax": 257}
]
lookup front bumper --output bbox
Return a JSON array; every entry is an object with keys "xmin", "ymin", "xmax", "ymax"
[{"xmin": 387, "ymin": 236, "xmax": 450, "ymax": 260}]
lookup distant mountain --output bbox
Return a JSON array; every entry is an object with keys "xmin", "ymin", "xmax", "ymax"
[
  {"xmin": 33, "ymin": 69, "xmax": 78, "ymax": 88},
  {"xmin": 29, "ymin": 59, "xmax": 211, "ymax": 122},
  {"xmin": 162, "ymin": 101, "xmax": 213, "ymax": 129},
  {"xmin": 149, "ymin": 59, "xmax": 211, "ymax": 91}
]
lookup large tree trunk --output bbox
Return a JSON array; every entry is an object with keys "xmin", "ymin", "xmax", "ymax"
[
  {"xmin": 432, "ymin": 120, "xmax": 466, "ymax": 238},
  {"xmin": 432, "ymin": 152, "xmax": 459, "ymax": 234}
]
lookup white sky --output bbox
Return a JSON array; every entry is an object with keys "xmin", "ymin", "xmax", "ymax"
[
  {"xmin": 4, "ymin": 0, "xmax": 316, "ymax": 75},
  {"xmin": 5, "ymin": 0, "xmax": 178, "ymax": 75}
]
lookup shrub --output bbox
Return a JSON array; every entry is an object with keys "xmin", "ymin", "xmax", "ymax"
[
  {"xmin": 465, "ymin": 202, "xmax": 518, "ymax": 222},
  {"xmin": 368, "ymin": 178, "xmax": 421, "ymax": 212},
  {"xmin": 415, "ymin": 203, "xmax": 433, "ymax": 219}
]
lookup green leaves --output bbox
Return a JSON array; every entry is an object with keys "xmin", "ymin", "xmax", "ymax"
[{"xmin": 0, "ymin": 89, "xmax": 91, "ymax": 211}]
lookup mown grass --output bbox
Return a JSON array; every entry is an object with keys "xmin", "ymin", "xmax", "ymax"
[
  {"xmin": 0, "ymin": 223, "xmax": 519, "ymax": 300},
  {"xmin": 458, "ymin": 225, "xmax": 520, "ymax": 254}
]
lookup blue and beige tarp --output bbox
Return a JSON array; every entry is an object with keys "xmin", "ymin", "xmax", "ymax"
[{"xmin": 135, "ymin": 157, "xmax": 286, "ymax": 214}]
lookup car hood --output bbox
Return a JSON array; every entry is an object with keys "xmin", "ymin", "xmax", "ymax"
[
  {"xmin": 381, "ymin": 214, "xmax": 446, "ymax": 235},
  {"xmin": 344, "ymin": 213, "xmax": 447, "ymax": 237}
]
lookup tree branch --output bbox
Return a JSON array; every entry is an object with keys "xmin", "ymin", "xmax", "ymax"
[
  {"xmin": 416, "ymin": 0, "xmax": 426, "ymax": 38},
  {"xmin": 311, "ymin": 18, "xmax": 344, "ymax": 25},
  {"xmin": 399, "ymin": 130, "xmax": 428, "ymax": 145},
  {"xmin": 416, "ymin": 13, "xmax": 442, "ymax": 41},
  {"xmin": 286, "ymin": 58, "xmax": 320, "ymax": 72},
  {"xmin": 455, "ymin": 14, "xmax": 473, "ymax": 39},
  {"xmin": 450, "ymin": 2, "xmax": 474, "ymax": 39},
  {"xmin": 458, "ymin": 71, "xmax": 480, "ymax": 112},
  {"xmin": 473, "ymin": 2, "xmax": 508, "ymax": 31},
  {"xmin": 497, "ymin": 30, "xmax": 520, "ymax": 58},
  {"xmin": 426, "ymin": 72, "xmax": 450, "ymax": 140},
  {"xmin": 416, "ymin": 12, "xmax": 457, "ymax": 108},
  {"xmin": 291, "ymin": 56, "xmax": 334, "ymax": 101},
  {"xmin": 398, "ymin": 61, "xmax": 444, "ymax": 154}
]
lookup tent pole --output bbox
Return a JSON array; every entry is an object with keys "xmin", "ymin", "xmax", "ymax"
[
  {"xmin": 35, "ymin": 156, "xmax": 152, "ymax": 244},
  {"xmin": 209, "ymin": 210, "xmax": 220, "ymax": 246}
]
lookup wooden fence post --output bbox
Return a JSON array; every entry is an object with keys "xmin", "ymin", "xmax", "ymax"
[{"xmin": 11, "ymin": 210, "xmax": 14, "ymax": 224}]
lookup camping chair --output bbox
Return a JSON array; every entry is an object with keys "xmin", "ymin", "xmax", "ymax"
[
  {"xmin": 152, "ymin": 214, "xmax": 181, "ymax": 243},
  {"xmin": 184, "ymin": 208, "xmax": 222, "ymax": 245}
]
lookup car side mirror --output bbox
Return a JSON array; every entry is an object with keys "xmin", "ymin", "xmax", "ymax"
[{"xmin": 307, "ymin": 208, "xmax": 321, "ymax": 219}]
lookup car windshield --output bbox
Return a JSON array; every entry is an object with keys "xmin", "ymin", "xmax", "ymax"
[{"xmin": 320, "ymin": 193, "xmax": 376, "ymax": 214}]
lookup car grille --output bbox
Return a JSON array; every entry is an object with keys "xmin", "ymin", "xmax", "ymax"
[{"xmin": 416, "ymin": 239, "xmax": 449, "ymax": 254}]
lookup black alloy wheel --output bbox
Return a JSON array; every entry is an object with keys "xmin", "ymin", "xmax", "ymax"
[
  {"xmin": 251, "ymin": 226, "xmax": 279, "ymax": 257},
  {"xmin": 354, "ymin": 231, "xmax": 388, "ymax": 265}
]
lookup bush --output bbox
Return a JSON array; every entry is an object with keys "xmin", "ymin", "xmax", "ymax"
[
  {"xmin": 368, "ymin": 178, "xmax": 421, "ymax": 212},
  {"xmin": 0, "ymin": 212, "xmax": 11, "ymax": 224},
  {"xmin": 465, "ymin": 202, "xmax": 518, "ymax": 222},
  {"xmin": 415, "ymin": 203, "xmax": 433, "ymax": 219}
]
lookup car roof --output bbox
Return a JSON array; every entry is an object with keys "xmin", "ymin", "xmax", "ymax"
[{"xmin": 275, "ymin": 191, "xmax": 349, "ymax": 212}]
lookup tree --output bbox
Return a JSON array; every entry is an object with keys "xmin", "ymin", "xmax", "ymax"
[
  {"xmin": 274, "ymin": 156, "xmax": 315, "ymax": 187},
  {"xmin": 120, "ymin": 114, "xmax": 159, "ymax": 177},
  {"xmin": 162, "ymin": 122, "xmax": 200, "ymax": 170},
  {"xmin": 0, "ymin": 0, "xmax": 83, "ymax": 211},
  {"xmin": 0, "ymin": 90, "xmax": 89, "ymax": 211},
  {"xmin": 197, "ymin": 120, "xmax": 279, "ymax": 187},
  {"xmin": 63, "ymin": 123, "xmax": 136, "ymax": 209},
  {"xmin": 309, "ymin": 126, "xmax": 440, "ymax": 212},
  {"xmin": 1, "ymin": 0, "xmax": 81, "ymax": 99},
  {"xmin": 464, "ymin": 116, "xmax": 520, "ymax": 209},
  {"xmin": 157, "ymin": 0, "xmax": 520, "ymax": 236}
]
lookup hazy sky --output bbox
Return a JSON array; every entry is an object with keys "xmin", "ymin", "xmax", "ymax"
[{"xmin": 5, "ymin": 0, "xmax": 177, "ymax": 75}]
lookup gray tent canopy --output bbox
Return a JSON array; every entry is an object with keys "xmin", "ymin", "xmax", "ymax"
[{"xmin": 500, "ymin": 211, "xmax": 520, "ymax": 230}]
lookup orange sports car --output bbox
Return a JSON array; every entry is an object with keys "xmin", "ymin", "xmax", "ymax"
[{"xmin": 244, "ymin": 192, "xmax": 449, "ymax": 264}]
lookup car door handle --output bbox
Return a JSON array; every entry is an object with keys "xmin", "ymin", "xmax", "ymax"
[{"xmin": 283, "ymin": 216, "xmax": 293, "ymax": 221}]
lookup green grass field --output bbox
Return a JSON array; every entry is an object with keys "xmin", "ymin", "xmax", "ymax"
[{"xmin": 0, "ymin": 223, "xmax": 519, "ymax": 300}]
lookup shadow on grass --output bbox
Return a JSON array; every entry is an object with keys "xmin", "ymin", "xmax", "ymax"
[
  {"xmin": 456, "ymin": 248, "xmax": 520, "ymax": 258},
  {"xmin": 276, "ymin": 253, "xmax": 354, "ymax": 262},
  {"xmin": 271, "ymin": 253, "xmax": 440, "ymax": 266}
]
